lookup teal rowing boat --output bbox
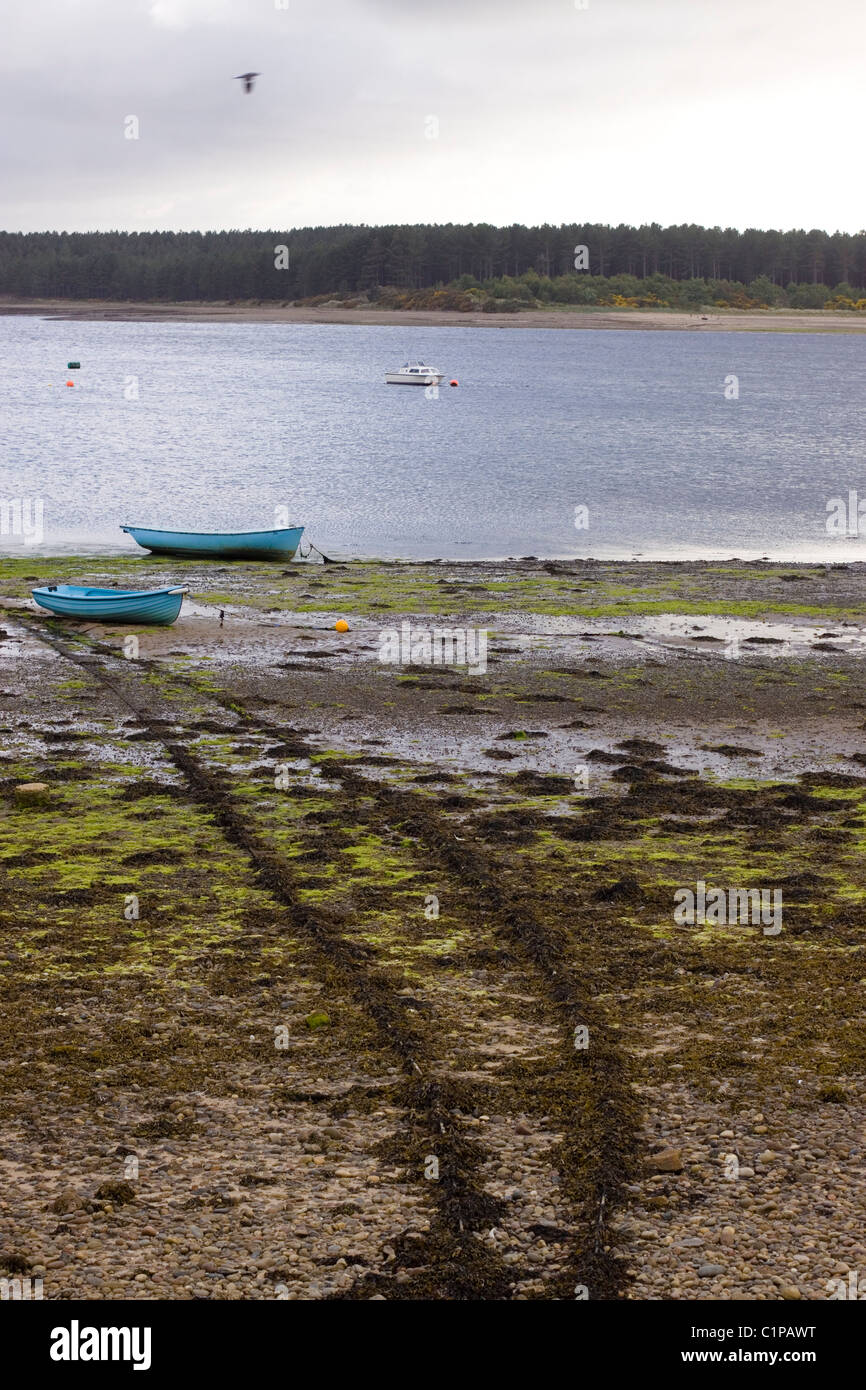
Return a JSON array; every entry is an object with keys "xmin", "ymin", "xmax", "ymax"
[
  {"xmin": 32, "ymin": 584, "xmax": 187, "ymax": 625},
  {"xmin": 121, "ymin": 525, "xmax": 304, "ymax": 560}
]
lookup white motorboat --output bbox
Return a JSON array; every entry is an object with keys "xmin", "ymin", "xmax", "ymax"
[{"xmin": 385, "ymin": 361, "xmax": 444, "ymax": 385}]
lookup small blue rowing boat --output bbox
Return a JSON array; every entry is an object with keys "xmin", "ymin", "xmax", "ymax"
[
  {"xmin": 121, "ymin": 525, "xmax": 305, "ymax": 560},
  {"xmin": 32, "ymin": 584, "xmax": 187, "ymax": 625}
]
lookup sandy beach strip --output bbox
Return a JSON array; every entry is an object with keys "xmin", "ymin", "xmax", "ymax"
[{"xmin": 3, "ymin": 298, "xmax": 866, "ymax": 333}]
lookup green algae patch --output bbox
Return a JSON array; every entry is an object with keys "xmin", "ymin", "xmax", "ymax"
[{"xmin": 305, "ymin": 1010, "xmax": 330, "ymax": 1030}]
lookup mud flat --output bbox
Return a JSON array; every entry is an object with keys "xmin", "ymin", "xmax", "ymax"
[
  {"xmin": 3, "ymin": 298, "xmax": 866, "ymax": 333},
  {"xmin": 0, "ymin": 556, "xmax": 863, "ymax": 1300}
]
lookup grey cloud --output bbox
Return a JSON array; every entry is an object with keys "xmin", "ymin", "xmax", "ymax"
[{"xmin": 1, "ymin": 0, "xmax": 864, "ymax": 232}]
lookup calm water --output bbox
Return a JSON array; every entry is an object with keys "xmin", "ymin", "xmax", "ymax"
[{"xmin": 1, "ymin": 314, "xmax": 865, "ymax": 560}]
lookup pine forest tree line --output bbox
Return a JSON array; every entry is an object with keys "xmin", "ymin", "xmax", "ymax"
[{"xmin": 2, "ymin": 222, "xmax": 866, "ymax": 307}]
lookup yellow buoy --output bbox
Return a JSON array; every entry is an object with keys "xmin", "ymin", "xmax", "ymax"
[{"xmin": 335, "ymin": 619, "xmax": 349, "ymax": 633}]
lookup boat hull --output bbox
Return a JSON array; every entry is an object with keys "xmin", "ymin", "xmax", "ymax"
[
  {"xmin": 385, "ymin": 373, "xmax": 444, "ymax": 385},
  {"xmin": 32, "ymin": 585, "xmax": 186, "ymax": 625},
  {"xmin": 121, "ymin": 525, "xmax": 304, "ymax": 560}
]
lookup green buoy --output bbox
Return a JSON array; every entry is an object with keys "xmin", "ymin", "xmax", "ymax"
[{"xmin": 67, "ymin": 361, "xmax": 80, "ymax": 369}]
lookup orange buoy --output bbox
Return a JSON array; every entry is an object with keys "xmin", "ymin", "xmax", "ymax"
[
  {"xmin": 335, "ymin": 619, "xmax": 349, "ymax": 632},
  {"xmin": 66, "ymin": 380, "xmax": 74, "ymax": 387},
  {"xmin": 450, "ymin": 379, "xmax": 459, "ymax": 387}
]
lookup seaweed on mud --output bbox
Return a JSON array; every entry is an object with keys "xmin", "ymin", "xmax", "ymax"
[
  {"xmin": 700, "ymin": 743, "xmax": 761, "ymax": 756},
  {"xmin": 800, "ymin": 770, "xmax": 866, "ymax": 788},
  {"xmin": 557, "ymin": 816, "xmax": 621, "ymax": 843},
  {"xmin": 512, "ymin": 692, "xmax": 577, "ymax": 704},
  {"xmin": 120, "ymin": 848, "xmax": 186, "ymax": 867},
  {"xmin": 588, "ymin": 873, "xmax": 641, "ymax": 905},
  {"xmin": 34, "ymin": 765, "xmax": 93, "ymax": 782},
  {"xmin": 474, "ymin": 810, "xmax": 544, "ymax": 844},
  {"xmin": 437, "ymin": 792, "xmax": 474, "ymax": 809},
  {"xmin": 609, "ymin": 765, "xmax": 665, "ymax": 783},
  {"xmin": 131, "ymin": 1113, "xmax": 197, "ymax": 1139},
  {"xmin": 615, "ymin": 738, "xmax": 666, "ymax": 756},
  {"xmin": 2, "ymin": 850, "xmax": 59, "ymax": 867},
  {"xmin": 509, "ymin": 771, "xmax": 576, "ymax": 795},
  {"xmin": 117, "ymin": 780, "xmax": 186, "ymax": 801}
]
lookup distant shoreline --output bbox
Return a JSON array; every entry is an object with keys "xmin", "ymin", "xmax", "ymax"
[{"xmin": 3, "ymin": 299, "xmax": 866, "ymax": 333}]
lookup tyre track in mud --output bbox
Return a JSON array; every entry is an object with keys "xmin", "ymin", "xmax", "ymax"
[
  {"xmin": 242, "ymin": 722, "xmax": 642, "ymax": 1299},
  {"xmin": 9, "ymin": 615, "xmax": 514, "ymax": 1298},
  {"xmin": 15, "ymin": 614, "xmax": 640, "ymax": 1299},
  {"xmin": 136, "ymin": 634, "xmax": 640, "ymax": 1299},
  {"xmin": 148, "ymin": 654, "xmax": 642, "ymax": 1299}
]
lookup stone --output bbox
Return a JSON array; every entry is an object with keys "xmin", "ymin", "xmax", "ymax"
[
  {"xmin": 13, "ymin": 782, "xmax": 50, "ymax": 805},
  {"xmin": 50, "ymin": 1188, "xmax": 86, "ymax": 1215},
  {"xmin": 649, "ymin": 1148, "xmax": 683, "ymax": 1172},
  {"xmin": 781, "ymin": 1285, "xmax": 801, "ymax": 1300},
  {"xmin": 698, "ymin": 1264, "xmax": 725, "ymax": 1277}
]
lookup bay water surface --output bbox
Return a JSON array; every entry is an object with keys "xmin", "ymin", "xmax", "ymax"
[{"xmin": 1, "ymin": 314, "xmax": 864, "ymax": 561}]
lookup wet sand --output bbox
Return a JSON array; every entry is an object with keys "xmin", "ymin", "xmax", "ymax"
[
  {"xmin": 3, "ymin": 298, "xmax": 866, "ymax": 333},
  {"xmin": 0, "ymin": 556, "xmax": 863, "ymax": 1300}
]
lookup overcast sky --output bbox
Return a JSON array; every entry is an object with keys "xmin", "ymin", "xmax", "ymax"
[{"xmin": 2, "ymin": 0, "xmax": 864, "ymax": 234}]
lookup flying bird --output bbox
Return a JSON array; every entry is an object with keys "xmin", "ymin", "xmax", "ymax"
[{"xmin": 235, "ymin": 72, "xmax": 260, "ymax": 94}]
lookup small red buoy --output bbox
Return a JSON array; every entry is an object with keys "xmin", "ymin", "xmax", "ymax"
[
  {"xmin": 66, "ymin": 380, "xmax": 74, "ymax": 387},
  {"xmin": 450, "ymin": 379, "xmax": 459, "ymax": 387}
]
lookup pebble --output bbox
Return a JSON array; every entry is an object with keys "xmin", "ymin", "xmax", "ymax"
[{"xmin": 649, "ymin": 1148, "xmax": 683, "ymax": 1172}]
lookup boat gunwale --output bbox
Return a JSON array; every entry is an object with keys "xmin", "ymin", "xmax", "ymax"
[
  {"xmin": 121, "ymin": 525, "xmax": 303, "ymax": 538},
  {"xmin": 32, "ymin": 585, "xmax": 189, "ymax": 601}
]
